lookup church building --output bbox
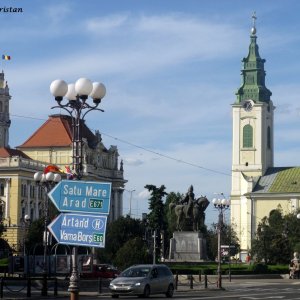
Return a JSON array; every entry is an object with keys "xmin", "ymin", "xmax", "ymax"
[
  {"xmin": 0, "ymin": 73, "xmax": 126, "ymax": 254},
  {"xmin": 230, "ymin": 16, "xmax": 300, "ymax": 261}
]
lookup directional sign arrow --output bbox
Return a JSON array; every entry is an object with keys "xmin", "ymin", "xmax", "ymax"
[
  {"xmin": 48, "ymin": 180, "xmax": 111, "ymax": 214},
  {"xmin": 48, "ymin": 213, "xmax": 107, "ymax": 248}
]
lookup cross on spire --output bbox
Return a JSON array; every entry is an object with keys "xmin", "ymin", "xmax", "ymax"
[
  {"xmin": 252, "ymin": 11, "xmax": 257, "ymax": 28},
  {"xmin": 251, "ymin": 11, "xmax": 257, "ymax": 35}
]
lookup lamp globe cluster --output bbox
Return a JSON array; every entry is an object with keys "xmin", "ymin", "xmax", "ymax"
[
  {"xmin": 34, "ymin": 171, "xmax": 61, "ymax": 183},
  {"xmin": 50, "ymin": 78, "xmax": 106, "ymax": 103},
  {"xmin": 212, "ymin": 197, "xmax": 230, "ymax": 208}
]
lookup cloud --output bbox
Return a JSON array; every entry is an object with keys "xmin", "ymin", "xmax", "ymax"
[
  {"xmin": 4, "ymin": 4, "xmax": 300, "ymax": 226},
  {"xmin": 123, "ymin": 158, "xmax": 144, "ymax": 166},
  {"xmin": 44, "ymin": 3, "xmax": 72, "ymax": 25},
  {"xmin": 85, "ymin": 14, "xmax": 129, "ymax": 33},
  {"xmin": 122, "ymin": 140, "xmax": 232, "ymax": 224},
  {"xmin": 138, "ymin": 189, "xmax": 151, "ymax": 200},
  {"xmin": 6, "ymin": 13, "xmax": 245, "ymax": 80},
  {"xmin": 5, "ymin": 12, "xmax": 241, "ymax": 125}
]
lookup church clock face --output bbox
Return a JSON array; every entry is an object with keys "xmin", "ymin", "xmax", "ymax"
[{"xmin": 243, "ymin": 100, "xmax": 253, "ymax": 112}]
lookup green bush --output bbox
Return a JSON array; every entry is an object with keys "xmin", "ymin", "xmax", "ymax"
[
  {"xmin": 247, "ymin": 263, "xmax": 268, "ymax": 274},
  {"xmin": 168, "ymin": 262, "xmax": 289, "ymax": 275}
]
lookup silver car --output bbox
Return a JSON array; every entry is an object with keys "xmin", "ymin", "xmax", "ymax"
[{"xmin": 109, "ymin": 264, "xmax": 174, "ymax": 298}]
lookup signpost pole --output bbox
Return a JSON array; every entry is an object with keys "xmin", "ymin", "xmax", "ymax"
[
  {"xmin": 69, "ymin": 247, "xmax": 78, "ymax": 300},
  {"xmin": 50, "ymin": 77, "xmax": 107, "ymax": 300}
]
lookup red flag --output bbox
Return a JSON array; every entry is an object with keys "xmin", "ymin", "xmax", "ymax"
[{"xmin": 43, "ymin": 165, "xmax": 62, "ymax": 174}]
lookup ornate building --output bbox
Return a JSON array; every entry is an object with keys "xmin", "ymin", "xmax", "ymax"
[
  {"xmin": 0, "ymin": 73, "xmax": 126, "ymax": 253},
  {"xmin": 230, "ymin": 17, "xmax": 300, "ymax": 260}
]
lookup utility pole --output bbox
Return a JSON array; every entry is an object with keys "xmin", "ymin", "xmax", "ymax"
[{"xmin": 153, "ymin": 229, "xmax": 156, "ymax": 264}]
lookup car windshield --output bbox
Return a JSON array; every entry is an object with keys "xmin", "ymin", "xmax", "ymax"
[{"xmin": 120, "ymin": 266, "xmax": 151, "ymax": 278}]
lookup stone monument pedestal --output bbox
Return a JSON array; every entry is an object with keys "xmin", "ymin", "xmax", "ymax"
[{"xmin": 168, "ymin": 231, "xmax": 207, "ymax": 262}]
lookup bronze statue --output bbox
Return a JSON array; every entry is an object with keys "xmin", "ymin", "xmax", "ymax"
[{"xmin": 169, "ymin": 185, "xmax": 209, "ymax": 231}]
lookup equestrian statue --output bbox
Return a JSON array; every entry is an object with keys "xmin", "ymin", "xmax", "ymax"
[{"xmin": 169, "ymin": 185, "xmax": 209, "ymax": 231}]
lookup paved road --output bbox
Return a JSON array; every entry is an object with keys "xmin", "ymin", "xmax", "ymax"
[
  {"xmin": 2, "ymin": 278, "xmax": 300, "ymax": 299},
  {"xmin": 197, "ymin": 278, "xmax": 300, "ymax": 299}
]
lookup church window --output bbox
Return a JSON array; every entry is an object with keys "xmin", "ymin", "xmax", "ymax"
[
  {"xmin": 243, "ymin": 124, "xmax": 253, "ymax": 148},
  {"xmin": 267, "ymin": 126, "xmax": 271, "ymax": 149}
]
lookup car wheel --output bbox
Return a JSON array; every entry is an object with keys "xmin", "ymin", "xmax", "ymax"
[
  {"xmin": 166, "ymin": 284, "xmax": 174, "ymax": 298},
  {"xmin": 111, "ymin": 294, "xmax": 119, "ymax": 298},
  {"xmin": 143, "ymin": 285, "xmax": 150, "ymax": 298}
]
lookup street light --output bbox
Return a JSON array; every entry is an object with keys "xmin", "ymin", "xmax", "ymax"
[
  {"xmin": 22, "ymin": 214, "xmax": 30, "ymax": 275},
  {"xmin": 22, "ymin": 214, "xmax": 31, "ymax": 250},
  {"xmin": 50, "ymin": 78, "xmax": 106, "ymax": 180},
  {"xmin": 119, "ymin": 188, "xmax": 135, "ymax": 217},
  {"xmin": 212, "ymin": 195, "xmax": 230, "ymax": 289},
  {"xmin": 34, "ymin": 170, "xmax": 61, "ymax": 296},
  {"xmin": 50, "ymin": 77, "xmax": 106, "ymax": 300}
]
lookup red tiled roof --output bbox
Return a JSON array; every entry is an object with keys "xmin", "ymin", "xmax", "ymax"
[
  {"xmin": 17, "ymin": 114, "xmax": 98, "ymax": 149},
  {"xmin": 0, "ymin": 147, "xmax": 30, "ymax": 159},
  {"xmin": 18, "ymin": 114, "xmax": 72, "ymax": 148}
]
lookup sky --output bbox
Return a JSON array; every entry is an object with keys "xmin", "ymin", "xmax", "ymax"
[{"xmin": 2, "ymin": 0, "xmax": 300, "ymax": 226}]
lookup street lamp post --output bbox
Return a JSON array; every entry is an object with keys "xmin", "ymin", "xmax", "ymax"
[
  {"xmin": 34, "ymin": 171, "xmax": 61, "ymax": 296},
  {"xmin": 120, "ymin": 188, "xmax": 135, "ymax": 217},
  {"xmin": 126, "ymin": 189, "xmax": 136, "ymax": 217},
  {"xmin": 212, "ymin": 195, "xmax": 230, "ymax": 289},
  {"xmin": 22, "ymin": 214, "xmax": 30, "ymax": 255},
  {"xmin": 22, "ymin": 214, "xmax": 30, "ymax": 276},
  {"xmin": 129, "ymin": 189, "xmax": 135, "ymax": 217},
  {"xmin": 50, "ymin": 77, "xmax": 106, "ymax": 300}
]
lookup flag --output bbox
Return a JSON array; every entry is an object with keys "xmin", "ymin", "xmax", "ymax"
[
  {"xmin": 2, "ymin": 55, "xmax": 11, "ymax": 60},
  {"xmin": 64, "ymin": 165, "xmax": 74, "ymax": 180},
  {"xmin": 43, "ymin": 164, "xmax": 63, "ymax": 174}
]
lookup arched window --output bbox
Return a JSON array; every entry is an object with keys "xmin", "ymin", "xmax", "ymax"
[
  {"xmin": 243, "ymin": 124, "xmax": 253, "ymax": 148},
  {"xmin": 267, "ymin": 126, "xmax": 271, "ymax": 149}
]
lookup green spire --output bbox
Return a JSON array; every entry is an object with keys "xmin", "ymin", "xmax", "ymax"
[{"xmin": 236, "ymin": 13, "xmax": 272, "ymax": 103}]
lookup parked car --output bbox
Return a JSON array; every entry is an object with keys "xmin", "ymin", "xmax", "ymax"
[
  {"xmin": 81, "ymin": 264, "xmax": 120, "ymax": 279},
  {"xmin": 109, "ymin": 264, "xmax": 174, "ymax": 298}
]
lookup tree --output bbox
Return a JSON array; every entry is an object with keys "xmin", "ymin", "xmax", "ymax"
[
  {"xmin": 206, "ymin": 223, "xmax": 240, "ymax": 261},
  {"xmin": 145, "ymin": 184, "xmax": 168, "ymax": 262},
  {"xmin": 24, "ymin": 200, "xmax": 61, "ymax": 255},
  {"xmin": 251, "ymin": 207, "xmax": 300, "ymax": 264},
  {"xmin": 165, "ymin": 192, "xmax": 182, "ymax": 239},
  {"xmin": 25, "ymin": 218, "xmax": 44, "ymax": 254},
  {"xmin": 114, "ymin": 237, "xmax": 152, "ymax": 270},
  {"xmin": 97, "ymin": 216, "xmax": 145, "ymax": 264}
]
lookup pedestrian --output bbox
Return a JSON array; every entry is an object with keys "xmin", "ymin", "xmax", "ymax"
[
  {"xmin": 291, "ymin": 252, "xmax": 300, "ymax": 279},
  {"xmin": 289, "ymin": 262, "xmax": 296, "ymax": 279}
]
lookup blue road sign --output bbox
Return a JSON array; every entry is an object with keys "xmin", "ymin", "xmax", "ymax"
[
  {"xmin": 48, "ymin": 180, "xmax": 111, "ymax": 214},
  {"xmin": 48, "ymin": 213, "xmax": 107, "ymax": 248}
]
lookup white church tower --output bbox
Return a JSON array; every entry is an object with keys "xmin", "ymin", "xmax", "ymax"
[
  {"xmin": 0, "ymin": 71, "xmax": 11, "ymax": 147},
  {"xmin": 230, "ymin": 15, "xmax": 275, "ymax": 260}
]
